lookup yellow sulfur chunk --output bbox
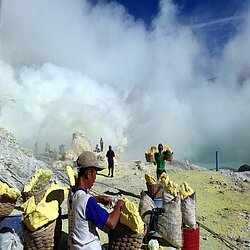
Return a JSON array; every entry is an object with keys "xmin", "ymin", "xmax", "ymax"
[
  {"xmin": 146, "ymin": 146, "xmax": 157, "ymax": 154},
  {"xmin": 0, "ymin": 181, "xmax": 20, "ymax": 200},
  {"xmin": 21, "ymin": 183, "xmax": 65, "ymax": 232},
  {"xmin": 7, "ymin": 188, "xmax": 21, "ymax": 200},
  {"xmin": 120, "ymin": 198, "xmax": 144, "ymax": 234},
  {"xmin": 150, "ymin": 146, "xmax": 157, "ymax": 152},
  {"xmin": 158, "ymin": 173, "xmax": 169, "ymax": 185},
  {"xmin": 23, "ymin": 184, "xmax": 32, "ymax": 193},
  {"xmin": 40, "ymin": 183, "xmax": 68, "ymax": 205},
  {"xmin": 21, "ymin": 196, "xmax": 36, "ymax": 215},
  {"xmin": 23, "ymin": 200, "xmax": 59, "ymax": 231},
  {"xmin": 164, "ymin": 145, "xmax": 173, "ymax": 153},
  {"xmin": 164, "ymin": 180, "xmax": 178, "ymax": 197},
  {"xmin": 179, "ymin": 182, "xmax": 194, "ymax": 200},
  {"xmin": 66, "ymin": 166, "xmax": 76, "ymax": 186},
  {"xmin": 145, "ymin": 174, "xmax": 157, "ymax": 185},
  {"xmin": 0, "ymin": 182, "xmax": 8, "ymax": 194},
  {"xmin": 23, "ymin": 169, "xmax": 53, "ymax": 193}
]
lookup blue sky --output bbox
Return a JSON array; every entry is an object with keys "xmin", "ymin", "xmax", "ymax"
[{"xmin": 111, "ymin": 0, "xmax": 248, "ymax": 58}]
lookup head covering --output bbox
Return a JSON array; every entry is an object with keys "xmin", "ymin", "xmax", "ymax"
[{"xmin": 76, "ymin": 151, "xmax": 105, "ymax": 171}]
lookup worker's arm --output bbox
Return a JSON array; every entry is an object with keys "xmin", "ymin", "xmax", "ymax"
[
  {"xmin": 154, "ymin": 152, "xmax": 158, "ymax": 165},
  {"xmin": 105, "ymin": 199, "xmax": 124, "ymax": 230},
  {"xmin": 94, "ymin": 195, "xmax": 112, "ymax": 208}
]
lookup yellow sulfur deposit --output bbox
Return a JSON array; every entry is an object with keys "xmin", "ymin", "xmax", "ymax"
[
  {"xmin": 164, "ymin": 180, "xmax": 178, "ymax": 197},
  {"xmin": 0, "ymin": 181, "xmax": 20, "ymax": 200},
  {"xmin": 158, "ymin": 173, "xmax": 169, "ymax": 185},
  {"xmin": 21, "ymin": 196, "xmax": 36, "ymax": 215},
  {"xmin": 23, "ymin": 200, "xmax": 59, "ymax": 231},
  {"xmin": 146, "ymin": 146, "xmax": 157, "ymax": 154},
  {"xmin": 23, "ymin": 169, "xmax": 53, "ymax": 193},
  {"xmin": 145, "ymin": 174, "xmax": 157, "ymax": 185},
  {"xmin": 179, "ymin": 182, "xmax": 194, "ymax": 200},
  {"xmin": 164, "ymin": 145, "xmax": 173, "ymax": 153},
  {"xmin": 40, "ymin": 183, "xmax": 68, "ymax": 205},
  {"xmin": 66, "ymin": 166, "xmax": 76, "ymax": 186},
  {"xmin": 21, "ymin": 183, "xmax": 67, "ymax": 231},
  {"xmin": 120, "ymin": 198, "xmax": 145, "ymax": 234}
]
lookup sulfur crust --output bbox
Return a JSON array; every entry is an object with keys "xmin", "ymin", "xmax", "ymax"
[
  {"xmin": 23, "ymin": 169, "xmax": 53, "ymax": 193},
  {"xmin": 0, "ymin": 181, "xmax": 20, "ymax": 200},
  {"xmin": 179, "ymin": 182, "xmax": 194, "ymax": 199},
  {"xmin": 120, "ymin": 197, "xmax": 144, "ymax": 234},
  {"xmin": 21, "ymin": 183, "xmax": 68, "ymax": 231},
  {"xmin": 66, "ymin": 165, "xmax": 76, "ymax": 186}
]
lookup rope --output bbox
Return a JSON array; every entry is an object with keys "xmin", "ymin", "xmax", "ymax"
[
  {"xmin": 198, "ymin": 221, "xmax": 240, "ymax": 250},
  {"xmin": 95, "ymin": 180, "xmax": 141, "ymax": 199}
]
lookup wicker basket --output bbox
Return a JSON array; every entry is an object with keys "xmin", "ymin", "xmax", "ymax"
[
  {"xmin": 146, "ymin": 183, "xmax": 164, "ymax": 199},
  {"xmin": 23, "ymin": 219, "xmax": 57, "ymax": 250},
  {"xmin": 22, "ymin": 190, "xmax": 45, "ymax": 204},
  {"xmin": 166, "ymin": 154, "xmax": 173, "ymax": 162},
  {"xmin": 145, "ymin": 153, "xmax": 154, "ymax": 163},
  {"xmin": 164, "ymin": 152, "xmax": 173, "ymax": 162},
  {"xmin": 0, "ymin": 195, "xmax": 17, "ymax": 216},
  {"xmin": 109, "ymin": 222, "xmax": 146, "ymax": 250}
]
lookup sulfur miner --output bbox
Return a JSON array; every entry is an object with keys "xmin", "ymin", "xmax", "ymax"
[{"xmin": 69, "ymin": 151, "xmax": 125, "ymax": 250}]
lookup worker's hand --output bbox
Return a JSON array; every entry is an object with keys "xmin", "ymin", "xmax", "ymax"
[
  {"xmin": 98, "ymin": 195, "xmax": 113, "ymax": 208},
  {"xmin": 114, "ymin": 199, "xmax": 125, "ymax": 211}
]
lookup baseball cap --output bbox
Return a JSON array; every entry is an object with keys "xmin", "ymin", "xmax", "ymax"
[{"xmin": 76, "ymin": 151, "xmax": 105, "ymax": 171}]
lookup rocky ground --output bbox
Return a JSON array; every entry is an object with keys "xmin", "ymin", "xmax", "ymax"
[
  {"xmin": 56, "ymin": 160, "xmax": 249, "ymax": 250},
  {"xmin": 88, "ymin": 161, "xmax": 250, "ymax": 250}
]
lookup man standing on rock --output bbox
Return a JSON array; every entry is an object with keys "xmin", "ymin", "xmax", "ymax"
[
  {"xmin": 100, "ymin": 138, "xmax": 104, "ymax": 152},
  {"xmin": 70, "ymin": 151, "xmax": 124, "ymax": 250},
  {"xmin": 106, "ymin": 145, "xmax": 115, "ymax": 177}
]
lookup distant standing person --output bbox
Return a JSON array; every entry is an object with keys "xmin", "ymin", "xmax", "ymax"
[
  {"xmin": 154, "ymin": 143, "xmax": 166, "ymax": 179},
  {"xmin": 106, "ymin": 145, "xmax": 115, "ymax": 177},
  {"xmin": 100, "ymin": 138, "xmax": 104, "ymax": 152}
]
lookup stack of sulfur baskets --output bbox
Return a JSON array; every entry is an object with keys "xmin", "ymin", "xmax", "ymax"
[{"xmin": 21, "ymin": 169, "xmax": 67, "ymax": 250}]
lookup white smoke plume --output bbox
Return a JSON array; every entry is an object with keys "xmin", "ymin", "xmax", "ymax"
[{"xmin": 0, "ymin": 0, "xmax": 250, "ymax": 164}]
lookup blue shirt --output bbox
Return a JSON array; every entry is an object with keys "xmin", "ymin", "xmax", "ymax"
[{"xmin": 75, "ymin": 188, "xmax": 109, "ymax": 229}]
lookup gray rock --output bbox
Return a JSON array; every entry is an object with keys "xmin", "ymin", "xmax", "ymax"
[
  {"xmin": 0, "ymin": 126, "xmax": 48, "ymax": 190},
  {"xmin": 0, "ymin": 126, "xmax": 68, "ymax": 191},
  {"xmin": 238, "ymin": 164, "xmax": 250, "ymax": 172}
]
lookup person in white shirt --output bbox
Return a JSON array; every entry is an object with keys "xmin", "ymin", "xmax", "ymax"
[{"xmin": 70, "ymin": 151, "xmax": 124, "ymax": 250}]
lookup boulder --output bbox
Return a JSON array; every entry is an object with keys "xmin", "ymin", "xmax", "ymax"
[
  {"xmin": 0, "ymin": 126, "xmax": 47, "ymax": 191},
  {"xmin": 62, "ymin": 131, "xmax": 92, "ymax": 161},
  {"xmin": 238, "ymin": 164, "xmax": 250, "ymax": 172}
]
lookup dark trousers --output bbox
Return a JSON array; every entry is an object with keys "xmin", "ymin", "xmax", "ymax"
[
  {"xmin": 156, "ymin": 168, "xmax": 166, "ymax": 180},
  {"xmin": 108, "ymin": 162, "xmax": 114, "ymax": 177}
]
